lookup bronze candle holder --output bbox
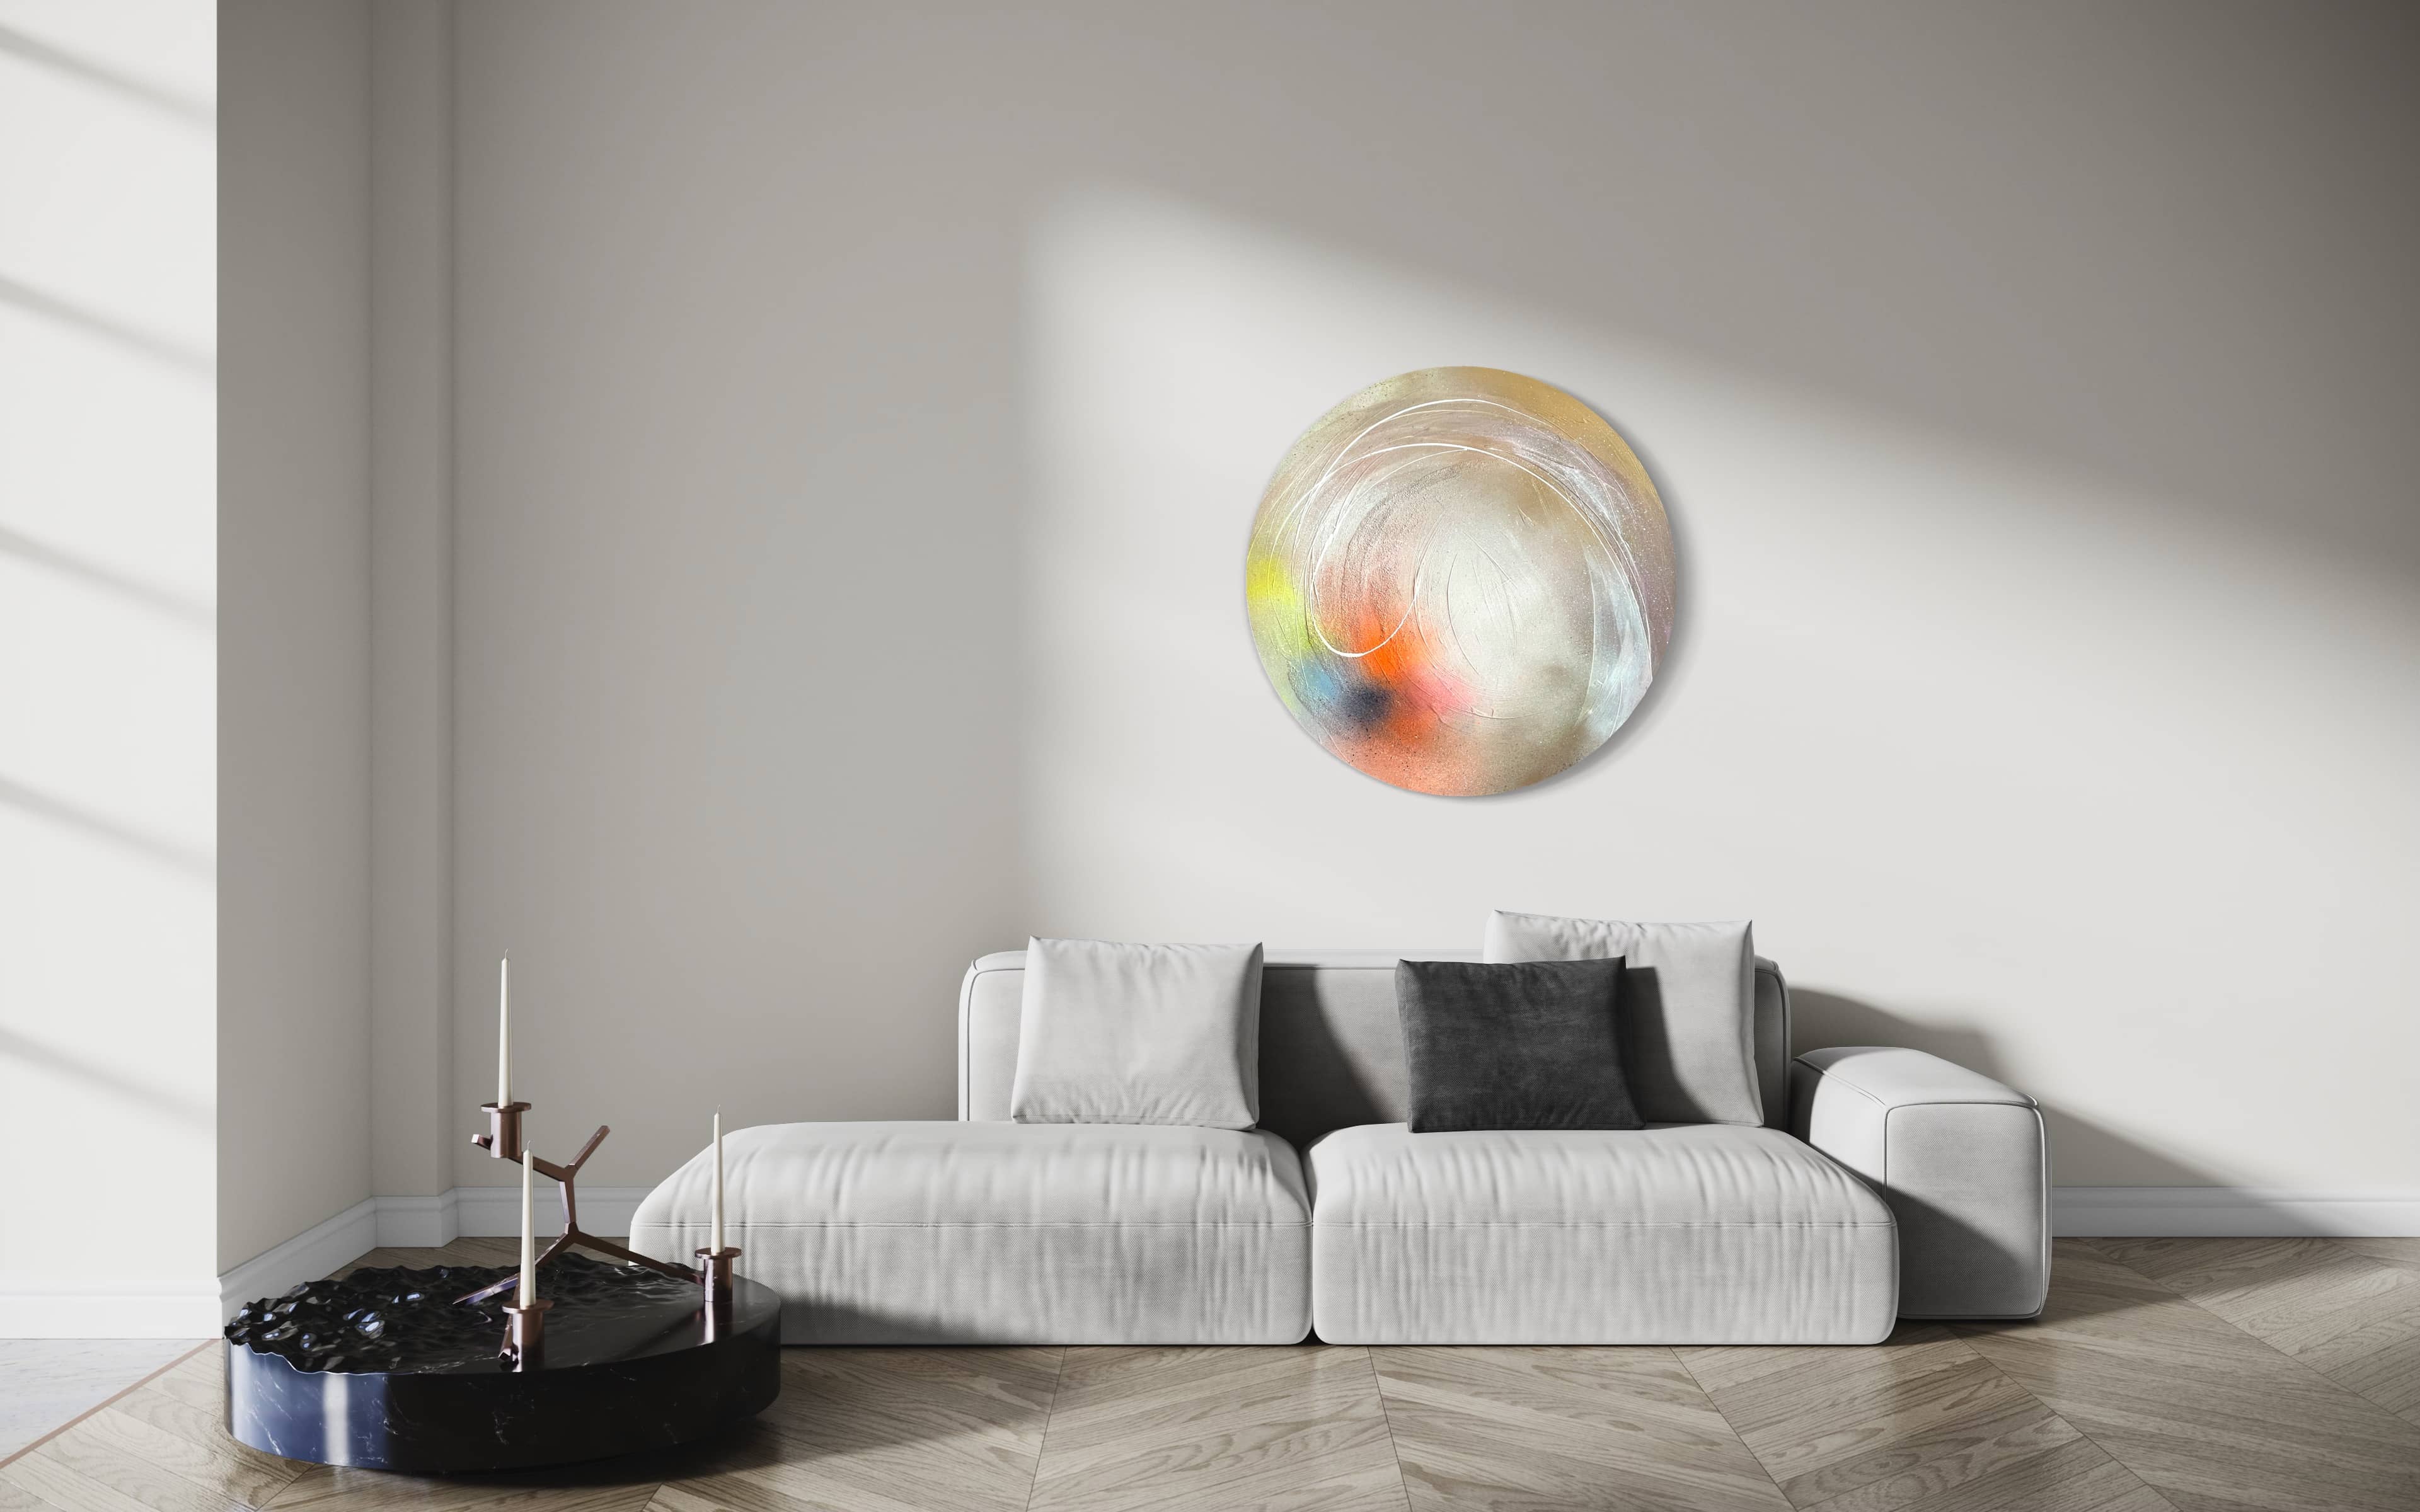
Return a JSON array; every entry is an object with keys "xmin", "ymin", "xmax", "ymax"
[
  {"xmin": 695, "ymin": 1246, "xmax": 742, "ymax": 1339},
  {"xmin": 471, "ymin": 1101, "xmax": 530, "ymax": 1160},
  {"xmin": 499, "ymin": 1297, "xmax": 553, "ymax": 1370},
  {"xmin": 459, "ymin": 1101, "xmax": 701, "ymax": 1308},
  {"xmin": 695, "ymin": 1246, "xmax": 740, "ymax": 1300}
]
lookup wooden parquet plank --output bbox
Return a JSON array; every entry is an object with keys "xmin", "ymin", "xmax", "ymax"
[
  {"xmin": 23, "ymin": 1235, "xmax": 2420, "ymax": 1512},
  {"xmin": 1764, "ymin": 1392, "xmax": 2077, "ymax": 1510},
  {"xmin": 1693, "ymin": 1326, "xmax": 2037, "ymax": 1484},
  {"xmin": 726, "ymin": 1346, "xmax": 1057, "ymax": 1512},
  {"xmin": 1378, "ymin": 1346, "xmax": 1786, "ymax": 1512},
  {"xmin": 2092, "ymin": 1235, "xmax": 2420, "ymax": 1424},
  {"xmin": 1026, "ymin": 1344, "xmax": 1403, "ymax": 1512},
  {"xmin": 1958, "ymin": 1240, "xmax": 2420, "ymax": 1512},
  {"xmin": 1681, "ymin": 1319, "xmax": 2168, "ymax": 1512},
  {"xmin": 11, "ymin": 1412, "xmax": 256, "ymax": 1512},
  {"xmin": 263, "ymin": 1466, "xmax": 658, "ymax": 1512},
  {"xmin": 2333, "ymin": 1238, "xmax": 2420, "ymax": 1271},
  {"xmin": 54, "ymin": 1398, "xmax": 295, "ymax": 1511}
]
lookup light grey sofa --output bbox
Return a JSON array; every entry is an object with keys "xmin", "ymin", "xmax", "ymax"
[{"xmin": 630, "ymin": 950, "xmax": 2048, "ymax": 1344}]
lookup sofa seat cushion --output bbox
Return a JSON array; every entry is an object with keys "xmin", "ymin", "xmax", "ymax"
[
  {"xmin": 1305, "ymin": 1123, "xmax": 1896, "ymax": 1344},
  {"xmin": 629, "ymin": 1121, "xmax": 1310, "ymax": 1344}
]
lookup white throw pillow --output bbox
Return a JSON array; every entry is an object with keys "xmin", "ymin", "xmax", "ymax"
[
  {"xmin": 1009, "ymin": 938, "xmax": 1265, "ymax": 1128},
  {"xmin": 1483, "ymin": 912, "xmax": 1761, "ymax": 1126}
]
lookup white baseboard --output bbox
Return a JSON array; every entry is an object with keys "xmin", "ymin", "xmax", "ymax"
[
  {"xmin": 447, "ymin": 1185, "xmax": 650, "ymax": 1239},
  {"xmin": 204, "ymin": 1186, "xmax": 649, "ymax": 1326},
  {"xmin": 215, "ymin": 1198, "xmax": 381, "ymax": 1322},
  {"xmin": 2054, "ymin": 1187, "xmax": 2420, "ymax": 1237},
  {"xmin": 374, "ymin": 1189, "xmax": 459, "ymax": 1248},
  {"xmin": 0, "ymin": 1281, "xmax": 221, "ymax": 1338}
]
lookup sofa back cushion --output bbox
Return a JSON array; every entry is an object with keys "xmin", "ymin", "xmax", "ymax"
[
  {"xmin": 961, "ymin": 950, "xmax": 1792, "ymax": 1144},
  {"xmin": 1009, "ymin": 938, "xmax": 1264, "ymax": 1128},
  {"xmin": 1483, "ymin": 914, "xmax": 1764, "ymax": 1126}
]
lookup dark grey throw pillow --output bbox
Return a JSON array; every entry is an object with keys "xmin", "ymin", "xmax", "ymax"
[{"xmin": 1395, "ymin": 958, "xmax": 1640, "ymax": 1133}]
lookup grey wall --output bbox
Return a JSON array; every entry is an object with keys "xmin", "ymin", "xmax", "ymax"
[
  {"xmin": 439, "ymin": 1, "xmax": 2417, "ymax": 1195},
  {"xmin": 219, "ymin": 0, "xmax": 373, "ymax": 1272},
  {"xmin": 366, "ymin": 0, "xmax": 458, "ymax": 1228}
]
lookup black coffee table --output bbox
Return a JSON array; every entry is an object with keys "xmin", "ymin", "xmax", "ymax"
[{"xmin": 223, "ymin": 1253, "xmax": 780, "ymax": 1473}]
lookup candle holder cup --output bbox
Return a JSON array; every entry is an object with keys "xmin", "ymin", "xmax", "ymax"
[
  {"xmin": 500, "ymin": 1297, "xmax": 553, "ymax": 1371},
  {"xmin": 696, "ymin": 1247, "xmax": 742, "ymax": 1338},
  {"xmin": 696, "ymin": 1247, "xmax": 740, "ymax": 1303},
  {"xmin": 471, "ymin": 1101, "xmax": 530, "ymax": 1161}
]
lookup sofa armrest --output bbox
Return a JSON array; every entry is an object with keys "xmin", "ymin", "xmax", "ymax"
[{"xmin": 1790, "ymin": 1046, "xmax": 2049, "ymax": 1319}]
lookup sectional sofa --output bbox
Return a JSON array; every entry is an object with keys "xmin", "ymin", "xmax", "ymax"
[{"xmin": 630, "ymin": 949, "xmax": 2048, "ymax": 1345}]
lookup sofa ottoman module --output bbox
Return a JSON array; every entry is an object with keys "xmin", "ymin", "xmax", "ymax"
[
  {"xmin": 1791, "ymin": 1047, "xmax": 2050, "ymax": 1319},
  {"xmin": 1305, "ymin": 1123, "xmax": 1898, "ymax": 1344},
  {"xmin": 629, "ymin": 1120, "xmax": 1311, "ymax": 1345}
]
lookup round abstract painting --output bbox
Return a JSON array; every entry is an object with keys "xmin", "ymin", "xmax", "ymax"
[{"xmin": 1245, "ymin": 367, "xmax": 1675, "ymax": 797}]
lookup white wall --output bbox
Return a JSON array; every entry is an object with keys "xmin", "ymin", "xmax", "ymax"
[
  {"xmin": 0, "ymin": 0, "xmax": 219, "ymax": 1332},
  {"xmin": 217, "ymin": 0, "xmax": 373, "ymax": 1275},
  {"xmin": 427, "ymin": 0, "xmax": 2419, "ymax": 1210}
]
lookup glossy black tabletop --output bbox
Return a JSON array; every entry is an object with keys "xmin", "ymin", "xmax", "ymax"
[{"xmin": 224, "ymin": 1253, "xmax": 780, "ymax": 1473}]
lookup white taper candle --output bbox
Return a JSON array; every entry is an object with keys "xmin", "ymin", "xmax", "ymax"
[
  {"xmin": 711, "ymin": 1111, "xmax": 725, "ymax": 1253},
  {"xmin": 497, "ymin": 956, "xmax": 512, "ymax": 1106},
  {"xmin": 517, "ymin": 1140, "xmax": 536, "ymax": 1305}
]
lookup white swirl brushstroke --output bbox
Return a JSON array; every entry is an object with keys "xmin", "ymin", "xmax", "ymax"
[{"xmin": 1245, "ymin": 368, "xmax": 1674, "ymax": 796}]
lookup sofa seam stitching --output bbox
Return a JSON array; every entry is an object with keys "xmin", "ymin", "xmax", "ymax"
[{"xmin": 1793, "ymin": 1057, "xmax": 2032, "ymax": 1111}]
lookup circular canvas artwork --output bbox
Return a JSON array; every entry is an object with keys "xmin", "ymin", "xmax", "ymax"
[{"xmin": 1245, "ymin": 367, "xmax": 1675, "ymax": 797}]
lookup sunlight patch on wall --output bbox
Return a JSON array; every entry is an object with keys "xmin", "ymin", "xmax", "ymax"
[
  {"xmin": 0, "ymin": 0, "xmax": 217, "ymax": 1331},
  {"xmin": 1019, "ymin": 185, "xmax": 2419, "ymax": 1191}
]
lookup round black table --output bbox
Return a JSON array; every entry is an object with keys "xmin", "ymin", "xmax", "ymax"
[{"xmin": 224, "ymin": 1254, "xmax": 780, "ymax": 1473}]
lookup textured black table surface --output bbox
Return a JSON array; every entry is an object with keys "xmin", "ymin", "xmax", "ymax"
[{"xmin": 223, "ymin": 1254, "xmax": 780, "ymax": 1473}]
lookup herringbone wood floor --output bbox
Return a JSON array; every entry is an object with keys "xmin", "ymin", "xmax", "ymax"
[{"xmin": 5, "ymin": 1237, "xmax": 2417, "ymax": 1511}]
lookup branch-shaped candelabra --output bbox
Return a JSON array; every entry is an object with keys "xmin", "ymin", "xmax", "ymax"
[
  {"xmin": 459, "ymin": 1102, "xmax": 700, "ymax": 1308},
  {"xmin": 460, "ymin": 959, "xmax": 739, "ymax": 1359}
]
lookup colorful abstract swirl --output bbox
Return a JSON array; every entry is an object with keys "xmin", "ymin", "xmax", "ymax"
[{"xmin": 1245, "ymin": 368, "xmax": 1675, "ymax": 796}]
